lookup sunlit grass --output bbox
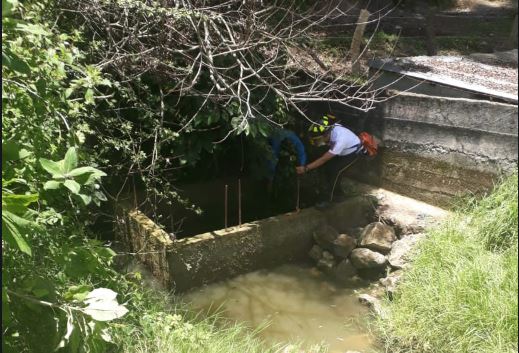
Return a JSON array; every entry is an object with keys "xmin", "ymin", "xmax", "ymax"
[{"xmin": 374, "ymin": 174, "xmax": 518, "ymax": 353}]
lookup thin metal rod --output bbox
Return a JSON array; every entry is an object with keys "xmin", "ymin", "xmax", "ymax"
[
  {"xmin": 238, "ymin": 179, "xmax": 242, "ymax": 227},
  {"xmin": 224, "ymin": 184, "xmax": 228, "ymax": 231}
]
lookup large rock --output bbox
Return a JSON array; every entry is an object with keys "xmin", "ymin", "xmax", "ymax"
[
  {"xmin": 387, "ymin": 233, "xmax": 426, "ymax": 269},
  {"xmin": 350, "ymin": 248, "xmax": 387, "ymax": 269},
  {"xmin": 332, "ymin": 233, "xmax": 357, "ymax": 258},
  {"xmin": 346, "ymin": 227, "xmax": 365, "ymax": 239},
  {"xmin": 359, "ymin": 222, "xmax": 397, "ymax": 254},
  {"xmin": 308, "ymin": 245, "xmax": 323, "ymax": 262},
  {"xmin": 334, "ymin": 259, "xmax": 357, "ymax": 282},
  {"xmin": 322, "ymin": 250, "xmax": 334, "ymax": 261},
  {"xmin": 357, "ymin": 293, "xmax": 383, "ymax": 316},
  {"xmin": 313, "ymin": 225, "xmax": 339, "ymax": 251},
  {"xmin": 317, "ymin": 257, "xmax": 335, "ymax": 274}
]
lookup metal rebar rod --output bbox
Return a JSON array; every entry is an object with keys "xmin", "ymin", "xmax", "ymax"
[
  {"xmin": 296, "ymin": 176, "xmax": 300, "ymax": 212},
  {"xmin": 224, "ymin": 184, "xmax": 228, "ymax": 231},
  {"xmin": 238, "ymin": 179, "xmax": 242, "ymax": 227}
]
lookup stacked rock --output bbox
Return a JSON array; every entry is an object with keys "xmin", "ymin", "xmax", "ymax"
[{"xmin": 308, "ymin": 222, "xmax": 403, "ymax": 284}]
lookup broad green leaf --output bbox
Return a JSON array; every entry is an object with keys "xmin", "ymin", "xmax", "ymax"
[
  {"xmin": 2, "ymin": 140, "xmax": 30, "ymax": 163},
  {"xmin": 43, "ymin": 180, "xmax": 61, "ymax": 190},
  {"xmin": 2, "ymin": 210, "xmax": 32, "ymax": 255},
  {"xmin": 75, "ymin": 170, "xmax": 107, "ymax": 185},
  {"xmin": 62, "ymin": 248, "xmax": 98, "ymax": 278},
  {"xmin": 78, "ymin": 193, "xmax": 91, "ymax": 206},
  {"xmin": 63, "ymin": 147, "xmax": 78, "ymax": 173},
  {"xmin": 2, "ymin": 0, "xmax": 18, "ymax": 17},
  {"xmin": 94, "ymin": 191, "xmax": 107, "ymax": 202},
  {"xmin": 15, "ymin": 23, "xmax": 50, "ymax": 36},
  {"xmin": 63, "ymin": 180, "xmax": 80, "ymax": 194},
  {"xmin": 35, "ymin": 78, "xmax": 46, "ymax": 96},
  {"xmin": 67, "ymin": 166, "xmax": 104, "ymax": 178},
  {"xmin": 83, "ymin": 288, "xmax": 128, "ymax": 322},
  {"xmin": 84, "ymin": 88, "xmax": 94, "ymax": 104},
  {"xmin": 32, "ymin": 287, "xmax": 49, "ymax": 298},
  {"xmin": 73, "ymin": 291, "xmax": 90, "ymax": 302},
  {"xmin": 40, "ymin": 158, "xmax": 65, "ymax": 178},
  {"xmin": 64, "ymin": 285, "xmax": 92, "ymax": 302},
  {"xmin": 2, "ymin": 178, "xmax": 28, "ymax": 187},
  {"xmin": 2, "ymin": 193, "xmax": 38, "ymax": 207},
  {"xmin": 2, "ymin": 50, "xmax": 31, "ymax": 74},
  {"xmin": 65, "ymin": 87, "xmax": 74, "ymax": 98},
  {"xmin": 2, "ymin": 193, "xmax": 38, "ymax": 214}
]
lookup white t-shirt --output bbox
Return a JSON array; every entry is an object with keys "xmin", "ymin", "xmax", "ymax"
[{"xmin": 329, "ymin": 124, "xmax": 360, "ymax": 156}]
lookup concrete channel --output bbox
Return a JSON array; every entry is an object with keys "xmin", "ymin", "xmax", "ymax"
[{"xmin": 116, "ymin": 195, "xmax": 377, "ymax": 292}]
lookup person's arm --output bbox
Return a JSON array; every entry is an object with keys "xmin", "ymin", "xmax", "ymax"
[
  {"xmin": 285, "ymin": 131, "xmax": 307, "ymax": 166},
  {"xmin": 296, "ymin": 151, "xmax": 335, "ymax": 174}
]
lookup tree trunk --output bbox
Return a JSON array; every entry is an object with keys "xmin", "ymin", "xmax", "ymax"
[{"xmin": 350, "ymin": 9, "xmax": 370, "ymax": 75}]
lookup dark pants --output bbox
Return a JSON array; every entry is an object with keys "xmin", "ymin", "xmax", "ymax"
[{"xmin": 323, "ymin": 153, "xmax": 359, "ymax": 202}]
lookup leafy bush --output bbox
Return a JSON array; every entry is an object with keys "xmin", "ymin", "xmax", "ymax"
[
  {"xmin": 1, "ymin": 1, "xmax": 305, "ymax": 352},
  {"xmin": 2, "ymin": 1, "xmax": 130, "ymax": 351}
]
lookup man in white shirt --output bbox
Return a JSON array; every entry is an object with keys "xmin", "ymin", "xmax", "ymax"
[{"xmin": 296, "ymin": 114, "xmax": 365, "ymax": 206}]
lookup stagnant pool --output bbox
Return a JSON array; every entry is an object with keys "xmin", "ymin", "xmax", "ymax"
[{"xmin": 184, "ymin": 265, "xmax": 377, "ymax": 353}]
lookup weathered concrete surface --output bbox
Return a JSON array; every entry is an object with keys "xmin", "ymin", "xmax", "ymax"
[
  {"xmin": 338, "ymin": 92, "xmax": 517, "ymax": 206},
  {"xmin": 119, "ymin": 196, "xmax": 376, "ymax": 293},
  {"xmin": 303, "ymin": 90, "xmax": 517, "ymax": 206},
  {"xmin": 351, "ymin": 182, "xmax": 449, "ymax": 235},
  {"xmin": 116, "ymin": 209, "xmax": 173, "ymax": 288},
  {"xmin": 380, "ymin": 93, "xmax": 518, "ymax": 172},
  {"xmin": 348, "ymin": 151, "xmax": 499, "ymax": 207},
  {"xmin": 384, "ymin": 92, "xmax": 518, "ymax": 135}
]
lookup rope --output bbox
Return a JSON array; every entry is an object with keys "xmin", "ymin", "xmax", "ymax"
[{"xmin": 329, "ymin": 156, "xmax": 359, "ymax": 202}]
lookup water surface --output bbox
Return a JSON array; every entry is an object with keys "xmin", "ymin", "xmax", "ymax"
[{"xmin": 184, "ymin": 265, "xmax": 376, "ymax": 353}]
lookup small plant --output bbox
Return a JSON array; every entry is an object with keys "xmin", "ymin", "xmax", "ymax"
[{"xmin": 40, "ymin": 147, "xmax": 107, "ymax": 206}]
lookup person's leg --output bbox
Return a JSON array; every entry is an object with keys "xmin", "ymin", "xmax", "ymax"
[{"xmin": 326, "ymin": 154, "xmax": 358, "ymax": 202}]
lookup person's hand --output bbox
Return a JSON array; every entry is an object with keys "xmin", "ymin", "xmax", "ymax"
[{"xmin": 296, "ymin": 166, "xmax": 306, "ymax": 175}]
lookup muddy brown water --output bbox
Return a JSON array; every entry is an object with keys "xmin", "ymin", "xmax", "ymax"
[{"xmin": 184, "ymin": 265, "xmax": 377, "ymax": 353}]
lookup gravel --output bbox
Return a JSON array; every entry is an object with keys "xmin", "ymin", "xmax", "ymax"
[{"xmin": 391, "ymin": 51, "xmax": 518, "ymax": 98}]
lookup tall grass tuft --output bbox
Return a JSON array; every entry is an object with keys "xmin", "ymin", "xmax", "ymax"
[{"xmin": 374, "ymin": 174, "xmax": 518, "ymax": 353}]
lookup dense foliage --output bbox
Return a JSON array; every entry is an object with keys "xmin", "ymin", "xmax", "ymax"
[
  {"xmin": 2, "ymin": 0, "xmax": 133, "ymax": 351},
  {"xmin": 1, "ymin": 0, "xmax": 299, "ymax": 352},
  {"xmin": 375, "ymin": 174, "xmax": 518, "ymax": 353}
]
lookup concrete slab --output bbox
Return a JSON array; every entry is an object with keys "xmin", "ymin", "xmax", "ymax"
[{"xmin": 350, "ymin": 181, "xmax": 449, "ymax": 235}]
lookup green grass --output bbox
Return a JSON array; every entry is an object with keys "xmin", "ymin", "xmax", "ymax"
[{"xmin": 374, "ymin": 174, "xmax": 518, "ymax": 353}]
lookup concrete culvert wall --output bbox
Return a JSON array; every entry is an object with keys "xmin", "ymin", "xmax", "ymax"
[
  {"xmin": 116, "ymin": 195, "xmax": 377, "ymax": 293},
  {"xmin": 343, "ymin": 92, "xmax": 518, "ymax": 207},
  {"xmin": 379, "ymin": 92, "xmax": 518, "ymax": 172}
]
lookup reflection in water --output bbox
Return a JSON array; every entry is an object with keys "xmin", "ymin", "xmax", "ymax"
[{"xmin": 184, "ymin": 265, "xmax": 375, "ymax": 353}]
